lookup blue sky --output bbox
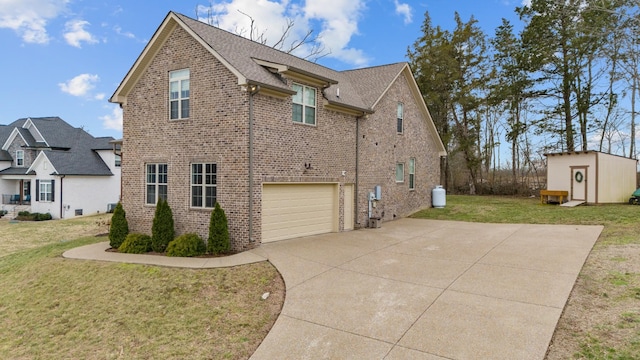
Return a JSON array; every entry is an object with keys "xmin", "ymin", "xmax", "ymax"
[{"xmin": 0, "ymin": 0, "xmax": 524, "ymax": 139}]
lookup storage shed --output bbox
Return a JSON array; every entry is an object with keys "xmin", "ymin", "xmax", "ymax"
[{"xmin": 545, "ymin": 151, "xmax": 638, "ymax": 204}]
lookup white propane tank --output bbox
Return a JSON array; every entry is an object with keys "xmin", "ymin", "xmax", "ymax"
[{"xmin": 432, "ymin": 185, "xmax": 446, "ymax": 208}]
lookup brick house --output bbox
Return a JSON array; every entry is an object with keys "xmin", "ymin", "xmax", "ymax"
[
  {"xmin": 0, "ymin": 117, "xmax": 121, "ymax": 218},
  {"xmin": 110, "ymin": 12, "xmax": 446, "ymax": 251}
]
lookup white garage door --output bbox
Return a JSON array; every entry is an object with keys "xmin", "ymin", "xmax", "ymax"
[{"xmin": 262, "ymin": 184, "xmax": 337, "ymax": 243}]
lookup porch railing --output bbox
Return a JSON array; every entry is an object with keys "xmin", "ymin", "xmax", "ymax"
[{"xmin": 1, "ymin": 194, "xmax": 31, "ymax": 205}]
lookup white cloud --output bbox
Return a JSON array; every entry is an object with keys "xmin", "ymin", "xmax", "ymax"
[
  {"xmin": 521, "ymin": 0, "xmax": 532, "ymax": 7},
  {"xmin": 0, "ymin": 0, "xmax": 68, "ymax": 44},
  {"xmin": 59, "ymin": 73, "xmax": 100, "ymax": 97},
  {"xmin": 100, "ymin": 105, "xmax": 122, "ymax": 131},
  {"xmin": 197, "ymin": 0, "xmax": 369, "ymax": 66},
  {"xmin": 63, "ymin": 19, "xmax": 98, "ymax": 48},
  {"xmin": 114, "ymin": 25, "xmax": 135, "ymax": 39},
  {"xmin": 394, "ymin": 0, "xmax": 412, "ymax": 24}
]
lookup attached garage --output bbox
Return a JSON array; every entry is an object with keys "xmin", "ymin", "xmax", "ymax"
[{"xmin": 261, "ymin": 183, "xmax": 338, "ymax": 242}]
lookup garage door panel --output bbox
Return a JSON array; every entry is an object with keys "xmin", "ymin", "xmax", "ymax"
[{"xmin": 262, "ymin": 184, "xmax": 336, "ymax": 243}]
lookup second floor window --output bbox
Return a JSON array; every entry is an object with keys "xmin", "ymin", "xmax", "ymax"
[
  {"xmin": 146, "ymin": 163, "xmax": 168, "ymax": 205},
  {"xmin": 16, "ymin": 150, "xmax": 24, "ymax": 167},
  {"xmin": 115, "ymin": 154, "xmax": 121, "ymax": 167},
  {"xmin": 397, "ymin": 102, "xmax": 404, "ymax": 134},
  {"xmin": 292, "ymin": 83, "xmax": 316, "ymax": 125},
  {"xmin": 409, "ymin": 158, "xmax": 415, "ymax": 190},
  {"xmin": 169, "ymin": 69, "xmax": 190, "ymax": 120}
]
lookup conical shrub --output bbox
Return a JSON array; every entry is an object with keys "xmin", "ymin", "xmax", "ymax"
[
  {"xmin": 151, "ymin": 198, "xmax": 174, "ymax": 253},
  {"xmin": 109, "ymin": 202, "xmax": 128, "ymax": 249},
  {"xmin": 207, "ymin": 202, "xmax": 230, "ymax": 255}
]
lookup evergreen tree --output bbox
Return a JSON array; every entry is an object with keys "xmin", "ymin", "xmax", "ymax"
[
  {"xmin": 207, "ymin": 202, "xmax": 230, "ymax": 255},
  {"xmin": 151, "ymin": 198, "xmax": 174, "ymax": 253},
  {"xmin": 109, "ymin": 202, "xmax": 128, "ymax": 249}
]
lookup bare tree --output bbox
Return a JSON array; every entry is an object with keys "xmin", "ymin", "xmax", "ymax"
[{"xmin": 197, "ymin": 3, "xmax": 330, "ymax": 61}]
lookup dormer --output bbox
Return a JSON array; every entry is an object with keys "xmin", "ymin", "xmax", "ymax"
[{"xmin": 22, "ymin": 118, "xmax": 47, "ymax": 145}]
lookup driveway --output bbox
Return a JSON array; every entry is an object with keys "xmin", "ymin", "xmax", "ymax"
[{"xmin": 249, "ymin": 218, "xmax": 602, "ymax": 360}]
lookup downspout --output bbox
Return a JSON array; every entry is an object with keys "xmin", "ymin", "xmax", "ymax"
[
  {"xmin": 355, "ymin": 115, "xmax": 360, "ymax": 226},
  {"xmin": 248, "ymin": 85, "xmax": 260, "ymax": 243},
  {"xmin": 59, "ymin": 175, "xmax": 65, "ymax": 219}
]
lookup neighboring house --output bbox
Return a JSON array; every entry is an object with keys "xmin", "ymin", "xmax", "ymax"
[
  {"xmin": 546, "ymin": 151, "xmax": 637, "ymax": 204},
  {"xmin": 110, "ymin": 11, "xmax": 447, "ymax": 252},
  {"xmin": 0, "ymin": 117, "xmax": 121, "ymax": 218}
]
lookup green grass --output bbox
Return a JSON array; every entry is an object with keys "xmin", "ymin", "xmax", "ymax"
[
  {"xmin": 412, "ymin": 195, "xmax": 640, "ymax": 246},
  {"xmin": 0, "ymin": 219, "xmax": 282, "ymax": 360}
]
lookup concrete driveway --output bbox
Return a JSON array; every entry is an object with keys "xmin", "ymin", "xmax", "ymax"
[{"xmin": 249, "ymin": 218, "xmax": 602, "ymax": 360}]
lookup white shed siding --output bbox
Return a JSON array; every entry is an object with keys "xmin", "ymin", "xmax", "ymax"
[
  {"xmin": 597, "ymin": 153, "xmax": 637, "ymax": 203},
  {"xmin": 547, "ymin": 153, "xmax": 596, "ymax": 201},
  {"xmin": 546, "ymin": 151, "xmax": 637, "ymax": 204}
]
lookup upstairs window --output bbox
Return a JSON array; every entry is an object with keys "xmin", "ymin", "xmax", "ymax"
[
  {"xmin": 191, "ymin": 163, "xmax": 217, "ymax": 208},
  {"xmin": 115, "ymin": 154, "xmax": 121, "ymax": 167},
  {"xmin": 169, "ymin": 69, "xmax": 190, "ymax": 120},
  {"xmin": 15, "ymin": 150, "xmax": 24, "ymax": 167},
  {"xmin": 146, "ymin": 163, "xmax": 168, "ymax": 205},
  {"xmin": 397, "ymin": 102, "xmax": 404, "ymax": 134},
  {"xmin": 292, "ymin": 83, "xmax": 316, "ymax": 125}
]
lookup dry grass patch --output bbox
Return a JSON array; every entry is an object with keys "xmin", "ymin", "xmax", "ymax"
[
  {"xmin": 0, "ymin": 214, "xmax": 112, "ymax": 256},
  {"xmin": 0, "ymin": 239, "xmax": 284, "ymax": 360}
]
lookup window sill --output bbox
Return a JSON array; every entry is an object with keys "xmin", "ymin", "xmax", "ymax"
[{"xmin": 293, "ymin": 121, "xmax": 317, "ymax": 127}]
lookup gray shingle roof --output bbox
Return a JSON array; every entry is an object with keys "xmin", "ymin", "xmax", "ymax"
[
  {"xmin": 0, "ymin": 150, "xmax": 12, "ymax": 161},
  {"xmin": 172, "ymin": 12, "xmax": 404, "ymax": 112},
  {"xmin": 0, "ymin": 117, "xmax": 115, "ymax": 176}
]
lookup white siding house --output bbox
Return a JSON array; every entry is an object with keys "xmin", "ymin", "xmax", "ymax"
[{"xmin": 0, "ymin": 117, "xmax": 121, "ymax": 219}]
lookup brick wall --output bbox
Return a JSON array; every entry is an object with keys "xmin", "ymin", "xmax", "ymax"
[
  {"xmin": 121, "ymin": 25, "xmax": 440, "ymax": 251},
  {"xmin": 356, "ymin": 72, "xmax": 441, "ymax": 226}
]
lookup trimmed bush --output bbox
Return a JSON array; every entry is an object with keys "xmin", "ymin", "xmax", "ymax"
[
  {"xmin": 151, "ymin": 198, "xmax": 174, "ymax": 253},
  {"xmin": 15, "ymin": 211, "xmax": 52, "ymax": 221},
  {"xmin": 109, "ymin": 202, "xmax": 129, "ymax": 249},
  {"xmin": 207, "ymin": 202, "xmax": 230, "ymax": 255},
  {"xmin": 35, "ymin": 213, "xmax": 52, "ymax": 221},
  {"xmin": 119, "ymin": 233, "xmax": 152, "ymax": 254},
  {"xmin": 166, "ymin": 233, "xmax": 206, "ymax": 257}
]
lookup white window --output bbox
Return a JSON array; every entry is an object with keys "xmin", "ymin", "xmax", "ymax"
[
  {"xmin": 292, "ymin": 83, "xmax": 316, "ymax": 125},
  {"xmin": 396, "ymin": 163, "xmax": 404, "ymax": 183},
  {"xmin": 169, "ymin": 69, "xmax": 190, "ymax": 120},
  {"xmin": 115, "ymin": 154, "xmax": 121, "ymax": 167},
  {"xmin": 146, "ymin": 163, "xmax": 168, "ymax": 205},
  {"xmin": 409, "ymin": 158, "xmax": 415, "ymax": 190},
  {"xmin": 39, "ymin": 180, "xmax": 52, "ymax": 202},
  {"xmin": 191, "ymin": 163, "xmax": 217, "ymax": 208},
  {"xmin": 397, "ymin": 102, "xmax": 404, "ymax": 134},
  {"xmin": 16, "ymin": 150, "xmax": 24, "ymax": 167}
]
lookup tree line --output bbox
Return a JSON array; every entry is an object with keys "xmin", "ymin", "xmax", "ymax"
[{"xmin": 408, "ymin": 0, "xmax": 640, "ymax": 194}]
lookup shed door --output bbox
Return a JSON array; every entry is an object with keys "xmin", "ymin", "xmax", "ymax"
[
  {"xmin": 571, "ymin": 167, "xmax": 587, "ymax": 201},
  {"xmin": 262, "ymin": 184, "xmax": 337, "ymax": 243}
]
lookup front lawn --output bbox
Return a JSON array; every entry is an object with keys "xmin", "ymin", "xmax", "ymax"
[
  {"xmin": 413, "ymin": 195, "xmax": 640, "ymax": 359},
  {"xmin": 0, "ymin": 216, "xmax": 283, "ymax": 360}
]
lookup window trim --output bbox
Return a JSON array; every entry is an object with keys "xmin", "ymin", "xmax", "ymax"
[
  {"xmin": 292, "ymin": 83, "xmax": 317, "ymax": 126},
  {"xmin": 408, "ymin": 158, "xmax": 415, "ymax": 190},
  {"xmin": 190, "ymin": 163, "xmax": 217, "ymax": 209},
  {"xmin": 169, "ymin": 69, "xmax": 190, "ymax": 120},
  {"xmin": 15, "ymin": 150, "xmax": 24, "ymax": 167},
  {"xmin": 396, "ymin": 163, "xmax": 405, "ymax": 183},
  {"xmin": 397, "ymin": 102, "xmax": 404, "ymax": 134},
  {"xmin": 145, "ymin": 163, "xmax": 168, "ymax": 205},
  {"xmin": 39, "ymin": 180, "xmax": 53, "ymax": 202}
]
